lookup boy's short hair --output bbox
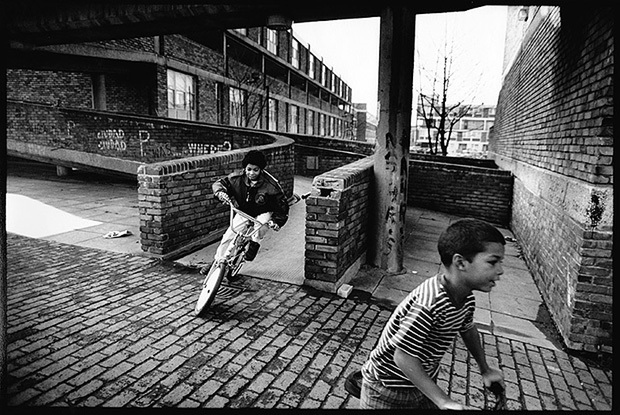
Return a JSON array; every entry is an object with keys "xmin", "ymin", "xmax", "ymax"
[
  {"xmin": 242, "ymin": 150, "xmax": 267, "ymax": 169},
  {"xmin": 437, "ymin": 218, "xmax": 505, "ymax": 266}
]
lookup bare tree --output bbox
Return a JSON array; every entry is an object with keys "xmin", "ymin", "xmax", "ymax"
[
  {"xmin": 414, "ymin": 28, "xmax": 481, "ymax": 156},
  {"xmin": 227, "ymin": 50, "xmax": 284, "ymax": 129}
]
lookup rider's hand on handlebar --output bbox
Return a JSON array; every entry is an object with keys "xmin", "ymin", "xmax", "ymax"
[
  {"xmin": 268, "ymin": 220, "xmax": 280, "ymax": 231},
  {"xmin": 217, "ymin": 192, "xmax": 238, "ymax": 208}
]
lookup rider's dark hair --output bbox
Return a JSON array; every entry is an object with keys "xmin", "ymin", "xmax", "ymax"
[
  {"xmin": 437, "ymin": 218, "xmax": 505, "ymax": 266},
  {"xmin": 242, "ymin": 150, "xmax": 267, "ymax": 169}
]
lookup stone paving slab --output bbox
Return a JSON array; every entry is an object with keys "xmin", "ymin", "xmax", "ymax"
[{"xmin": 5, "ymin": 234, "xmax": 612, "ymax": 410}]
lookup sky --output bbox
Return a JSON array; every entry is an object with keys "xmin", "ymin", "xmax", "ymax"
[{"xmin": 292, "ymin": 6, "xmax": 507, "ymax": 117}]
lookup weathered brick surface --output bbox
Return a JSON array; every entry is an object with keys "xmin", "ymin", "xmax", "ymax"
[
  {"xmin": 6, "ymin": 235, "xmax": 612, "ymax": 409},
  {"xmin": 304, "ymin": 157, "xmax": 374, "ymax": 292},
  {"xmin": 490, "ymin": 6, "xmax": 614, "ymax": 352},
  {"xmin": 408, "ymin": 159, "xmax": 513, "ymax": 227},
  {"xmin": 137, "ymin": 142, "xmax": 294, "ymax": 257},
  {"xmin": 6, "ymin": 100, "xmax": 273, "ymax": 164}
]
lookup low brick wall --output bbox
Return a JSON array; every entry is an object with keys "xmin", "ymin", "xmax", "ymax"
[
  {"xmin": 304, "ymin": 156, "xmax": 374, "ymax": 293},
  {"xmin": 294, "ymin": 144, "xmax": 368, "ymax": 177},
  {"xmin": 281, "ymin": 132, "xmax": 374, "ymax": 177},
  {"xmin": 6, "ymin": 100, "xmax": 272, "ymax": 175},
  {"xmin": 408, "ymin": 159, "xmax": 513, "ymax": 226},
  {"xmin": 138, "ymin": 138, "xmax": 294, "ymax": 259}
]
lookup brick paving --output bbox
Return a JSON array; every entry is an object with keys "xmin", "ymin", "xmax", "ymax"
[{"xmin": 6, "ymin": 234, "xmax": 613, "ymax": 410}]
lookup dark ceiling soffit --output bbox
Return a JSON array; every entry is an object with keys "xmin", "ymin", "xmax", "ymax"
[
  {"xmin": 6, "ymin": 47, "xmax": 153, "ymax": 74},
  {"xmin": 6, "ymin": 2, "xmax": 488, "ymax": 47}
]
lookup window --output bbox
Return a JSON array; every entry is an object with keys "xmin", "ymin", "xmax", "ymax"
[
  {"xmin": 234, "ymin": 28, "xmax": 247, "ymax": 36},
  {"xmin": 267, "ymin": 28, "xmax": 278, "ymax": 54},
  {"xmin": 288, "ymin": 104, "xmax": 299, "ymax": 133},
  {"xmin": 268, "ymin": 98, "xmax": 278, "ymax": 131},
  {"xmin": 291, "ymin": 39, "xmax": 300, "ymax": 69},
  {"xmin": 321, "ymin": 65, "xmax": 327, "ymax": 86},
  {"xmin": 229, "ymin": 86, "xmax": 245, "ymax": 127},
  {"xmin": 319, "ymin": 113, "xmax": 326, "ymax": 136},
  {"xmin": 469, "ymin": 120, "xmax": 485, "ymax": 130},
  {"xmin": 307, "ymin": 110, "xmax": 314, "ymax": 135},
  {"xmin": 167, "ymin": 69, "xmax": 196, "ymax": 120},
  {"xmin": 308, "ymin": 55, "xmax": 315, "ymax": 79}
]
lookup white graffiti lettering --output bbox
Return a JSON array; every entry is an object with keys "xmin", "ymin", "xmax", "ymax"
[
  {"xmin": 186, "ymin": 140, "xmax": 232, "ymax": 155},
  {"xmin": 139, "ymin": 130, "xmax": 150, "ymax": 157},
  {"xmin": 96, "ymin": 129, "xmax": 125, "ymax": 140},
  {"xmin": 66, "ymin": 120, "xmax": 75, "ymax": 138},
  {"xmin": 98, "ymin": 139, "xmax": 127, "ymax": 152}
]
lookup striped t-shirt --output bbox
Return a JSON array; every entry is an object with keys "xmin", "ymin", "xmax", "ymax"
[{"xmin": 363, "ymin": 274, "xmax": 475, "ymax": 388}]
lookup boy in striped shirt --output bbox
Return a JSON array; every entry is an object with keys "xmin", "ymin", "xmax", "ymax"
[{"xmin": 360, "ymin": 218, "xmax": 506, "ymax": 409}]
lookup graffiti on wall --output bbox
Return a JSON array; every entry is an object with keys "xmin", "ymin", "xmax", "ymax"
[
  {"xmin": 8, "ymin": 102, "xmax": 238, "ymax": 163},
  {"xmin": 186, "ymin": 141, "xmax": 232, "ymax": 156},
  {"xmin": 382, "ymin": 132, "xmax": 408, "ymax": 260},
  {"xmin": 97, "ymin": 129, "xmax": 127, "ymax": 152}
]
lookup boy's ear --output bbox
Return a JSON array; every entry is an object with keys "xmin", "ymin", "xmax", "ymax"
[{"xmin": 453, "ymin": 253, "xmax": 467, "ymax": 270}]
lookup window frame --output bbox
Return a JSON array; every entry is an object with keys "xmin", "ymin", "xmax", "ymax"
[
  {"xmin": 229, "ymin": 86, "xmax": 246, "ymax": 127},
  {"xmin": 267, "ymin": 28, "xmax": 278, "ymax": 54},
  {"xmin": 167, "ymin": 69, "xmax": 196, "ymax": 121}
]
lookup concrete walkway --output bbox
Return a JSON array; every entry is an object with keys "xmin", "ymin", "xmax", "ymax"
[{"xmin": 4, "ymin": 158, "xmax": 612, "ymax": 410}]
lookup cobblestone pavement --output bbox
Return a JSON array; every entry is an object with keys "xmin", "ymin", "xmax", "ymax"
[{"xmin": 6, "ymin": 234, "xmax": 612, "ymax": 410}]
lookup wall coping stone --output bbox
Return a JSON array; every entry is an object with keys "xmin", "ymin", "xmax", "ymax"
[{"xmin": 138, "ymin": 135, "xmax": 293, "ymax": 176}]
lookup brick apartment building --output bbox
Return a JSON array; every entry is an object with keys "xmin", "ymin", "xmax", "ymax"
[
  {"xmin": 412, "ymin": 103, "xmax": 496, "ymax": 157},
  {"xmin": 6, "ymin": 26, "xmax": 358, "ymax": 143}
]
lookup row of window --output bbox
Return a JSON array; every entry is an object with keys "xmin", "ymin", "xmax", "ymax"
[
  {"xmin": 416, "ymin": 130, "xmax": 489, "ymax": 142},
  {"xmin": 416, "ymin": 117, "xmax": 493, "ymax": 131},
  {"xmin": 230, "ymin": 86, "xmax": 344, "ymax": 137},
  {"xmin": 166, "ymin": 69, "xmax": 345, "ymax": 137},
  {"xmin": 233, "ymin": 27, "xmax": 351, "ymax": 102}
]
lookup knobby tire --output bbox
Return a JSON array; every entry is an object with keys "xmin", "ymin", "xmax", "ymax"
[{"xmin": 194, "ymin": 263, "xmax": 226, "ymax": 316}]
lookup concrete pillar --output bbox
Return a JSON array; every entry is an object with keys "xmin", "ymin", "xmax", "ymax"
[
  {"xmin": 368, "ymin": 6, "xmax": 415, "ymax": 273},
  {"xmin": 56, "ymin": 165, "xmax": 71, "ymax": 176},
  {"xmin": 92, "ymin": 74, "xmax": 107, "ymax": 110}
]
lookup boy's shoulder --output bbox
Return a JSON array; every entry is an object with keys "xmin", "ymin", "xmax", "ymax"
[
  {"xmin": 261, "ymin": 170, "xmax": 284, "ymax": 192},
  {"xmin": 403, "ymin": 275, "xmax": 442, "ymax": 306},
  {"xmin": 226, "ymin": 170, "xmax": 245, "ymax": 180},
  {"xmin": 261, "ymin": 169, "xmax": 280, "ymax": 184}
]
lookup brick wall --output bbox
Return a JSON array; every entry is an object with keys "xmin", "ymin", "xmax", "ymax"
[
  {"xmin": 511, "ymin": 180, "xmax": 612, "ymax": 352},
  {"xmin": 6, "ymin": 69, "xmax": 93, "ymax": 108},
  {"xmin": 490, "ymin": 6, "xmax": 613, "ymax": 352},
  {"xmin": 280, "ymin": 132, "xmax": 374, "ymax": 177},
  {"xmin": 304, "ymin": 157, "xmax": 374, "ymax": 293},
  {"xmin": 491, "ymin": 7, "xmax": 613, "ymax": 185},
  {"xmin": 408, "ymin": 160, "xmax": 513, "ymax": 227},
  {"xmin": 6, "ymin": 100, "xmax": 273, "ymax": 166},
  {"xmin": 138, "ymin": 141, "xmax": 294, "ymax": 258}
]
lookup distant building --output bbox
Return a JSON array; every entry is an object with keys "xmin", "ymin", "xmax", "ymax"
[
  {"xmin": 411, "ymin": 104, "xmax": 496, "ymax": 157},
  {"xmin": 7, "ymin": 27, "xmax": 356, "ymax": 141},
  {"xmin": 351, "ymin": 103, "xmax": 377, "ymax": 143}
]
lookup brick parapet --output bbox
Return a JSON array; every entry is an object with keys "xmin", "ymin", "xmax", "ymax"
[
  {"xmin": 6, "ymin": 100, "xmax": 274, "ymax": 167},
  {"xmin": 137, "ymin": 137, "xmax": 294, "ymax": 259},
  {"xmin": 408, "ymin": 160, "xmax": 514, "ymax": 227},
  {"xmin": 304, "ymin": 157, "xmax": 373, "ymax": 293}
]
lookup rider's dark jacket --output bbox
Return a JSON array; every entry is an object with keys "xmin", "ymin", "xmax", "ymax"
[{"xmin": 212, "ymin": 169, "xmax": 289, "ymax": 227}]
